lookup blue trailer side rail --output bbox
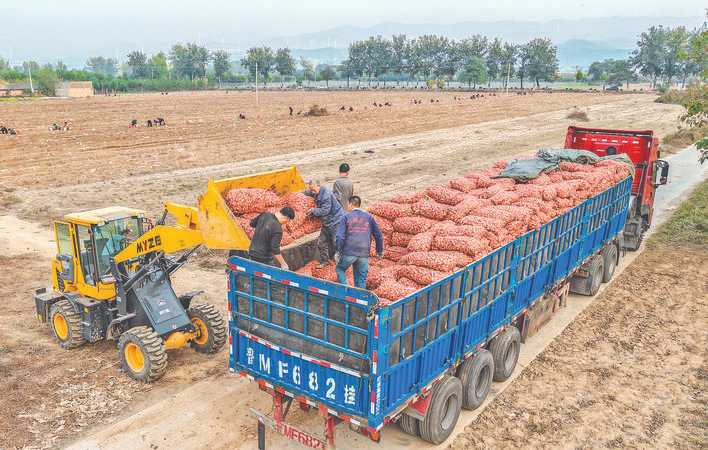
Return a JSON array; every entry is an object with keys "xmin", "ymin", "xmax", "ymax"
[{"xmin": 229, "ymin": 176, "xmax": 631, "ymax": 435}]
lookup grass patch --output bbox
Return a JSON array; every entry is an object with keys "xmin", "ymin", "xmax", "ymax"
[
  {"xmin": 655, "ymin": 90, "xmax": 683, "ymax": 104},
  {"xmin": 661, "ymin": 124, "xmax": 708, "ymax": 155},
  {"xmin": 648, "ymin": 178, "xmax": 708, "ymax": 251}
]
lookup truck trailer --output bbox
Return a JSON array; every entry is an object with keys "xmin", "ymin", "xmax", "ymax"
[{"xmin": 226, "ymin": 130, "xmax": 668, "ymax": 448}]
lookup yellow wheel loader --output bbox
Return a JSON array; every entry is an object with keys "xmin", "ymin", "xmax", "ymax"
[{"xmin": 34, "ymin": 165, "xmax": 308, "ymax": 382}]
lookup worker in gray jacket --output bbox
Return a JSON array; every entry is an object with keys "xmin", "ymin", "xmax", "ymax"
[
  {"xmin": 333, "ymin": 163, "xmax": 354, "ymax": 213},
  {"xmin": 304, "ymin": 179, "xmax": 345, "ymax": 268}
]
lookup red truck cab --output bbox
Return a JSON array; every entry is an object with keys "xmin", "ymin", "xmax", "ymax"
[{"xmin": 564, "ymin": 126, "xmax": 669, "ymax": 250}]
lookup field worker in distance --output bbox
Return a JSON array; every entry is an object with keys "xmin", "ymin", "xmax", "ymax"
[
  {"xmin": 334, "ymin": 195, "xmax": 384, "ymax": 289},
  {"xmin": 303, "ymin": 179, "xmax": 344, "ymax": 269},
  {"xmin": 333, "ymin": 163, "xmax": 354, "ymax": 213},
  {"xmin": 248, "ymin": 206, "xmax": 295, "ymax": 270}
]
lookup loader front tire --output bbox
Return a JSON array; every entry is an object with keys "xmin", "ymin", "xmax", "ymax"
[
  {"xmin": 187, "ymin": 303, "xmax": 227, "ymax": 354},
  {"xmin": 49, "ymin": 300, "xmax": 86, "ymax": 349},
  {"xmin": 118, "ymin": 326, "xmax": 167, "ymax": 383}
]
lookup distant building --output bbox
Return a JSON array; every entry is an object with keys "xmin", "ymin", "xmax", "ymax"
[
  {"xmin": 0, "ymin": 83, "xmax": 33, "ymax": 97},
  {"xmin": 0, "ymin": 81, "xmax": 94, "ymax": 98},
  {"xmin": 56, "ymin": 81, "xmax": 94, "ymax": 98}
]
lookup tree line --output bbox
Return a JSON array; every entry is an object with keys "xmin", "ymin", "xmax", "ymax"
[{"xmin": 0, "ymin": 22, "xmax": 705, "ymax": 94}]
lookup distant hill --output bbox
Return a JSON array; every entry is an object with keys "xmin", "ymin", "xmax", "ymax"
[{"xmin": 23, "ymin": 16, "xmax": 705, "ymax": 74}]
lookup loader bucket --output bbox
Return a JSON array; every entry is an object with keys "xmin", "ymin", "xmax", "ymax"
[{"xmin": 197, "ymin": 165, "xmax": 308, "ymax": 250}]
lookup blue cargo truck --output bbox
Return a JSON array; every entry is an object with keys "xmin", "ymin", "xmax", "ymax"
[{"xmin": 227, "ymin": 137, "xmax": 667, "ymax": 448}]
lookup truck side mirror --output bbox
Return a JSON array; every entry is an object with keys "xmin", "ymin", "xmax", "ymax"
[{"xmin": 656, "ymin": 160, "xmax": 669, "ymax": 185}]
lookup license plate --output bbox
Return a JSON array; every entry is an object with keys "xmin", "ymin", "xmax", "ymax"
[{"xmin": 250, "ymin": 408, "xmax": 329, "ymax": 450}]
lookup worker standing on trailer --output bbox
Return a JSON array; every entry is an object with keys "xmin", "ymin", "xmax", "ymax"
[
  {"xmin": 333, "ymin": 163, "xmax": 354, "ymax": 213},
  {"xmin": 303, "ymin": 179, "xmax": 344, "ymax": 269},
  {"xmin": 248, "ymin": 206, "xmax": 295, "ymax": 269},
  {"xmin": 334, "ymin": 195, "xmax": 384, "ymax": 289}
]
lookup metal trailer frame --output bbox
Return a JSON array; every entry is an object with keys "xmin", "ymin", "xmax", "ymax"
[{"xmin": 228, "ymin": 176, "xmax": 632, "ymax": 446}]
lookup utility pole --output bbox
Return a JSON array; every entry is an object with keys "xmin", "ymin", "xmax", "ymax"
[
  {"xmin": 256, "ymin": 61, "xmax": 258, "ymax": 103},
  {"xmin": 28, "ymin": 66, "xmax": 34, "ymax": 94}
]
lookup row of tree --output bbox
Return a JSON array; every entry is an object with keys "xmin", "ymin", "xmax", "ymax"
[{"xmin": 1, "ymin": 22, "xmax": 705, "ymax": 93}]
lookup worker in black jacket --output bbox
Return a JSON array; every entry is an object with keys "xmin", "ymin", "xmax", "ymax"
[{"xmin": 248, "ymin": 207, "xmax": 295, "ymax": 269}]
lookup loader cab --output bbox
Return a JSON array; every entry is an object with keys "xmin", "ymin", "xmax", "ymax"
[{"xmin": 53, "ymin": 207, "xmax": 148, "ymax": 300}]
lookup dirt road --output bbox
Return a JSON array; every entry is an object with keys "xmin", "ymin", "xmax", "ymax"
[{"xmin": 1, "ymin": 90, "xmax": 704, "ymax": 450}]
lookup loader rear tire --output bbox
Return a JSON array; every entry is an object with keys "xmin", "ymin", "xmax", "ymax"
[
  {"xmin": 419, "ymin": 376, "xmax": 462, "ymax": 445},
  {"xmin": 602, "ymin": 245, "xmax": 618, "ymax": 283},
  {"xmin": 187, "ymin": 303, "xmax": 227, "ymax": 354},
  {"xmin": 457, "ymin": 349, "xmax": 494, "ymax": 410},
  {"xmin": 489, "ymin": 326, "xmax": 520, "ymax": 382},
  {"xmin": 118, "ymin": 326, "xmax": 167, "ymax": 383},
  {"xmin": 49, "ymin": 300, "xmax": 86, "ymax": 349},
  {"xmin": 399, "ymin": 413, "xmax": 421, "ymax": 437}
]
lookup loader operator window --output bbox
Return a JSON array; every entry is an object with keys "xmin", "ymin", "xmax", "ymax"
[
  {"xmin": 76, "ymin": 225, "xmax": 97, "ymax": 286},
  {"xmin": 95, "ymin": 218, "xmax": 142, "ymax": 277}
]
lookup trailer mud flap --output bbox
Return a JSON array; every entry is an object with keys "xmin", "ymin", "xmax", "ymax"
[
  {"xmin": 250, "ymin": 408, "xmax": 330, "ymax": 449},
  {"xmin": 520, "ymin": 283, "xmax": 569, "ymax": 343}
]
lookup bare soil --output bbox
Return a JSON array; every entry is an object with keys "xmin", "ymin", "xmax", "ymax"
[{"xmin": 0, "ymin": 89, "xmax": 704, "ymax": 449}]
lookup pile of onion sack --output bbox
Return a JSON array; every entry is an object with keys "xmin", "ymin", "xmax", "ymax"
[
  {"xmin": 225, "ymin": 189, "xmax": 322, "ymax": 246},
  {"xmin": 362, "ymin": 157, "xmax": 628, "ymax": 304}
]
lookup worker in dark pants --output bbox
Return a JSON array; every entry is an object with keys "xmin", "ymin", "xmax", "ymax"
[
  {"xmin": 335, "ymin": 196, "xmax": 384, "ymax": 289},
  {"xmin": 248, "ymin": 207, "xmax": 295, "ymax": 269},
  {"xmin": 303, "ymin": 179, "xmax": 344, "ymax": 269}
]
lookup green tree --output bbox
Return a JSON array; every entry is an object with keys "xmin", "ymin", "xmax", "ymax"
[
  {"xmin": 170, "ymin": 43, "xmax": 211, "ymax": 80},
  {"xmin": 299, "ymin": 57, "xmax": 315, "ymax": 85},
  {"xmin": 679, "ymin": 20, "xmax": 708, "ymax": 163},
  {"xmin": 127, "ymin": 50, "xmax": 149, "ymax": 78},
  {"xmin": 486, "ymin": 38, "xmax": 503, "ymax": 87},
  {"xmin": 607, "ymin": 60, "xmax": 637, "ymax": 89},
  {"xmin": 390, "ymin": 34, "xmax": 409, "ymax": 85},
  {"xmin": 588, "ymin": 59, "xmax": 614, "ymax": 82},
  {"xmin": 458, "ymin": 55, "xmax": 487, "ymax": 88},
  {"xmin": 23, "ymin": 60, "xmax": 40, "ymax": 73},
  {"xmin": 338, "ymin": 59, "xmax": 356, "ymax": 89},
  {"xmin": 319, "ymin": 64, "xmax": 336, "ymax": 88},
  {"xmin": 212, "ymin": 49, "xmax": 231, "ymax": 83},
  {"xmin": 274, "ymin": 48, "xmax": 296, "ymax": 86},
  {"xmin": 84, "ymin": 57, "xmax": 117, "ymax": 75},
  {"xmin": 0, "ymin": 56, "xmax": 9, "ymax": 71},
  {"xmin": 522, "ymin": 37, "xmax": 559, "ymax": 88},
  {"xmin": 631, "ymin": 26, "xmax": 668, "ymax": 89},
  {"xmin": 499, "ymin": 42, "xmax": 518, "ymax": 88},
  {"xmin": 149, "ymin": 52, "xmax": 168, "ymax": 79},
  {"xmin": 575, "ymin": 69, "xmax": 586, "ymax": 83},
  {"xmin": 241, "ymin": 46, "xmax": 275, "ymax": 85}
]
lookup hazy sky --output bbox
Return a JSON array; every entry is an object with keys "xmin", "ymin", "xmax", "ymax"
[{"xmin": 1, "ymin": 0, "xmax": 705, "ymax": 63}]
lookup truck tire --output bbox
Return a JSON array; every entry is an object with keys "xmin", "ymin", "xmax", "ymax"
[
  {"xmin": 187, "ymin": 303, "xmax": 227, "ymax": 354},
  {"xmin": 489, "ymin": 327, "xmax": 521, "ymax": 382},
  {"xmin": 602, "ymin": 245, "xmax": 618, "ymax": 283},
  {"xmin": 399, "ymin": 413, "xmax": 421, "ymax": 437},
  {"xmin": 457, "ymin": 349, "xmax": 494, "ymax": 410},
  {"xmin": 118, "ymin": 326, "xmax": 168, "ymax": 383},
  {"xmin": 588, "ymin": 255, "xmax": 604, "ymax": 296},
  {"xmin": 419, "ymin": 376, "xmax": 462, "ymax": 445},
  {"xmin": 49, "ymin": 300, "xmax": 86, "ymax": 349}
]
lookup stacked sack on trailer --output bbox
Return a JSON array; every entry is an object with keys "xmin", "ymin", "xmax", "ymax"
[
  {"xmin": 225, "ymin": 189, "xmax": 322, "ymax": 246},
  {"xmin": 359, "ymin": 153, "xmax": 631, "ymax": 303}
]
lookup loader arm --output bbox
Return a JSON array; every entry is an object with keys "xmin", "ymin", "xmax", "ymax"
[{"xmin": 113, "ymin": 224, "xmax": 204, "ymax": 263}]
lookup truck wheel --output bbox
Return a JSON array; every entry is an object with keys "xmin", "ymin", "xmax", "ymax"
[
  {"xmin": 602, "ymin": 245, "xmax": 618, "ymax": 283},
  {"xmin": 419, "ymin": 376, "xmax": 462, "ymax": 444},
  {"xmin": 489, "ymin": 327, "xmax": 521, "ymax": 382},
  {"xmin": 399, "ymin": 413, "xmax": 421, "ymax": 437},
  {"xmin": 187, "ymin": 303, "xmax": 227, "ymax": 354},
  {"xmin": 49, "ymin": 300, "xmax": 86, "ymax": 349},
  {"xmin": 457, "ymin": 349, "xmax": 494, "ymax": 410},
  {"xmin": 588, "ymin": 255, "xmax": 605, "ymax": 296},
  {"xmin": 118, "ymin": 326, "xmax": 168, "ymax": 383}
]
